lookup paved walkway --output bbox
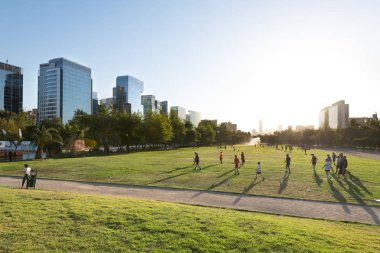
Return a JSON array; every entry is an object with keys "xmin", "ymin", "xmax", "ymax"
[{"xmin": 1, "ymin": 176, "xmax": 379, "ymax": 225}]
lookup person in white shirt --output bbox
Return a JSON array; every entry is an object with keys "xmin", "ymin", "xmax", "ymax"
[
  {"xmin": 21, "ymin": 164, "xmax": 31, "ymax": 189},
  {"xmin": 322, "ymin": 159, "xmax": 332, "ymax": 181},
  {"xmin": 256, "ymin": 162, "xmax": 264, "ymax": 180}
]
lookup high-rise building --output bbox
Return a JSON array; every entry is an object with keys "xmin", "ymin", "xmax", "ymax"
[
  {"xmin": 141, "ymin": 95, "xmax": 156, "ymax": 115},
  {"xmin": 38, "ymin": 58, "xmax": 92, "ymax": 123},
  {"xmin": 319, "ymin": 106, "xmax": 329, "ymax": 129},
  {"xmin": 171, "ymin": 106, "xmax": 187, "ymax": 121},
  {"xmin": 114, "ymin": 75, "xmax": 144, "ymax": 114},
  {"xmin": 100, "ymin": 97, "xmax": 113, "ymax": 108},
  {"xmin": 259, "ymin": 120, "xmax": 263, "ymax": 135},
  {"xmin": 92, "ymin": 92, "xmax": 99, "ymax": 115},
  {"xmin": 221, "ymin": 121, "xmax": 237, "ymax": 133},
  {"xmin": 160, "ymin": 101, "xmax": 169, "ymax": 114},
  {"xmin": 0, "ymin": 62, "xmax": 23, "ymax": 113},
  {"xmin": 155, "ymin": 100, "xmax": 161, "ymax": 113},
  {"xmin": 187, "ymin": 110, "xmax": 201, "ymax": 127},
  {"xmin": 319, "ymin": 100, "xmax": 349, "ymax": 129}
]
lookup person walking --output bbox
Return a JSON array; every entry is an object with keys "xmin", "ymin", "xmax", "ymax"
[
  {"xmin": 256, "ymin": 162, "xmax": 264, "ymax": 180},
  {"xmin": 332, "ymin": 152, "xmax": 337, "ymax": 165},
  {"xmin": 194, "ymin": 152, "xmax": 201, "ymax": 170},
  {"xmin": 21, "ymin": 164, "xmax": 31, "ymax": 189},
  {"xmin": 311, "ymin": 154, "xmax": 317, "ymax": 170},
  {"xmin": 284, "ymin": 154, "xmax": 291, "ymax": 173},
  {"xmin": 240, "ymin": 152, "xmax": 245, "ymax": 166},
  {"xmin": 233, "ymin": 155, "xmax": 240, "ymax": 175},
  {"xmin": 219, "ymin": 151, "xmax": 224, "ymax": 164},
  {"xmin": 322, "ymin": 158, "xmax": 332, "ymax": 181}
]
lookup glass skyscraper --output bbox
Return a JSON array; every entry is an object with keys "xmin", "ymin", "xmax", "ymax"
[
  {"xmin": 114, "ymin": 75, "xmax": 144, "ymax": 114},
  {"xmin": 0, "ymin": 62, "xmax": 23, "ymax": 113},
  {"xmin": 141, "ymin": 95, "xmax": 156, "ymax": 115},
  {"xmin": 38, "ymin": 58, "xmax": 92, "ymax": 123}
]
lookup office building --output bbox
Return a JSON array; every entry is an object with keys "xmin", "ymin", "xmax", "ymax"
[
  {"xmin": 319, "ymin": 100, "xmax": 349, "ymax": 129},
  {"xmin": 160, "ymin": 101, "xmax": 169, "ymax": 114},
  {"xmin": 92, "ymin": 92, "xmax": 99, "ymax": 115},
  {"xmin": 259, "ymin": 120, "xmax": 263, "ymax": 135},
  {"xmin": 187, "ymin": 110, "xmax": 201, "ymax": 127},
  {"xmin": 221, "ymin": 121, "xmax": 237, "ymax": 133},
  {"xmin": 141, "ymin": 95, "xmax": 156, "ymax": 115},
  {"xmin": 100, "ymin": 97, "xmax": 113, "ymax": 108},
  {"xmin": 114, "ymin": 75, "xmax": 144, "ymax": 114},
  {"xmin": 0, "ymin": 61, "xmax": 23, "ymax": 113},
  {"xmin": 38, "ymin": 58, "xmax": 92, "ymax": 123},
  {"xmin": 171, "ymin": 106, "xmax": 187, "ymax": 121}
]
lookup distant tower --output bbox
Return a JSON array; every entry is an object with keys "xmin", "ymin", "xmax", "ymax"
[{"xmin": 259, "ymin": 120, "xmax": 263, "ymax": 135}]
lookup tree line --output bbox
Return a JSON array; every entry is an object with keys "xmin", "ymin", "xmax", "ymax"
[
  {"xmin": 0, "ymin": 105, "xmax": 251, "ymax": 158},
  {"xmin": 260, "ymin": 118, "xmax": 380, "ymax": 149}
]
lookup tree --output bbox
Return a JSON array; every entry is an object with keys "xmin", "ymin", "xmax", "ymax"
[
  {"xmin": 169, "ymin": 111, "xmax": 185, "ymax": 147},
  {"xmin": 31, "ymin": 125, "xmax": 63, "ymax": 159}
]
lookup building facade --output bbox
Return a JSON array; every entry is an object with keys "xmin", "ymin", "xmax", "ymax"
[
  {"xmin": 141, "ymin": 95, "xmax": 156, "ymax": 115},
  {"xmin": 319, "ymin": 100, "xmax": 349, "ymax": 129},
  {"xmin": 0, "ymin": 62, "xmax": 23, "ymax": 113},
  {"xmin": 38, "ymin": 58, "xmax": 92, "ymax": 123},
  {"xmin": 171, "ymin": 106, "xmax": 187, "ymax": 121},
  {"xmin": 160, "ymin": 101, "xmax": 169, "ymax": 114},
  {"xmin": 187, "ymin": 110, "xmax": 201, "ymax": 127},
  {"xmin": 114, "ymin": 75, "xmax": 144, "ymax": 114}
]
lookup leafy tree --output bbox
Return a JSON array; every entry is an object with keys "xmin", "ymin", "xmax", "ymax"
[{"xmin": 31, "ymin": 124, "xmax": 63, "ymax": 159}]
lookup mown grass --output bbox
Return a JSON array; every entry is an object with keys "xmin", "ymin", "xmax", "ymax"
[
  {"xmin": 0, "ymin": 186, "xmax": 379, "ymax": 253},
  {"xmin": 0, "ymin": 145, "xmax": 379, "ymax": 205}
]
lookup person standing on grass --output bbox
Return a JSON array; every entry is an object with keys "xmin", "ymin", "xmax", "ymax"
[
  {"xmin": 322, "ymin": 158, "xmax": 332, "ymax": 181},
  {"xmin": 284, "ymin": 154, "xmax": 291, "ymax": 173},
  {"xmin": 336, "ymin": 153, "xmax": 343, "ymax": 174},
  {"xmin": 194, "ymin": 152, "xmax": 201, "ymax": 170},
  {"xmin": 332, "ymin": 152, "xmax": 337, "ymax": 165},
  {"xmin": 219, "ymin": 151, "xmax": 224, "ymax": 164},
  {"xmin": 256, "ymin": 162, "xmax": 264, "ymax": 180},
  {"xmin": 341, "ymin": 156, "xmax": 348, "ymax": 175},
  {"xmin": 21, "ymin": 164, "xmax": 31, "ymax": 189},
  {"xmin": 233, "ymin": 155, "xmax": 240, "ymax": 175},
  {"xmin": 240, "ymin": 152, "xmax": 245, "ymax": 166},
  {"xmin": 311, "ymin": 154, "xmax": 317, "ymax": 170}
]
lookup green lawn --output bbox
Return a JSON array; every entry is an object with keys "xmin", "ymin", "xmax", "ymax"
[
  {"xmin": 0, "ymin": 186, "xmax": 379, "ymax": 253},
  {"xmin": 0, "ymin": 146, "xmax": 379, "ymax": 205}
]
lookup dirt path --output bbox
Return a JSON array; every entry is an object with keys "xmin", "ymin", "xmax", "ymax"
[{"xmin": 1, "ymin": 176, "xmax": 379, "ymax": 225}]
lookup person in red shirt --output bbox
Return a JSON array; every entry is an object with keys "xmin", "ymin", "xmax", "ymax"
[
  {"xmin": 219, "ymin": 151, "xmax": 224, "ymax": 164},
  {"xmin": 233, "ymin": 155, "xmax": 240, "ymax": 175}
]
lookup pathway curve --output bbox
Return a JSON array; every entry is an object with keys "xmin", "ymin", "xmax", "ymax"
[{"xmin": 1, "ymin": 176, "xmax": 379, "ymax": 225}]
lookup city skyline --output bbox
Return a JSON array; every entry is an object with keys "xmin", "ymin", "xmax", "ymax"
[{"xmin": 1, "ymin": 1, "xmax": 380, "ymax": 131}]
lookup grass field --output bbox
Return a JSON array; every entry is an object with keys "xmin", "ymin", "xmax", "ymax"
[
  {"xmin": 0, "ymin": 145, "xmax": 379, "ymax": 205},
  {"xmin": 0, "ymin": 186, "xmax": 379, "ymax": 253}
]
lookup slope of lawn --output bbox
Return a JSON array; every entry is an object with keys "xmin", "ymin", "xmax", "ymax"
[
  {"xmin": 0, "ymin": 145, "xmax": 379, "ymax": 205},
  {"xmin": 0, "ymin": 186, "xmax": 379, "ymax": 253}
]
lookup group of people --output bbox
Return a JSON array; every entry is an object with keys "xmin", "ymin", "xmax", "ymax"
[
  {"xmin": 195, "ymin": 151, "xmax": 263, "ymax": 179},
  {"xmin": 193, "ymin": 148, "xmax": 350, "ymax": 183},
  {"xmin": 321, "ymin": 152, "xmax": 349, "ymax": 181}
]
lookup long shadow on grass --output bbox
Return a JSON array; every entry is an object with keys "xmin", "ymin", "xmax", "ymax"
[
  {"xmin": 148, "ymin": 170, "xmax": 193, "ymax": 185},
  {"xmin": 278, "ymin": 172, "xmax": 290, "ymax": 194},
  {"xmin": 201, "ymin": 164, "xmax": 219, "ymax": 170},
  {"xmin": 191, "ymin": 174, "xmax": 237, "ymax": 199},
  {"xmin": 164, "ymin": 165, "xmax": 193, "ymax": 174},
  {"xmin": 233, "ymin": 177, "xmax": 264, "ymax": 204},
  {"xmin": 346, "ymin": 171, "xmax": 372, "ymax": 195},
  {"xmin": 217, "ymin": 169, "xmax": 235, "ymax": 178},
  {"xmin": 313, "ymin": 169, "xmax": 323, "ymax": 187},
  {"xmin": 328, "ymin": 180, "xmax": 350, "ymax": 213},
  {"xmin": 331, "ymin": 174, "xmax": 379, "ymax": 224}
]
